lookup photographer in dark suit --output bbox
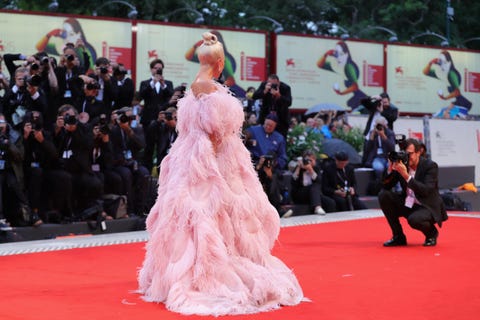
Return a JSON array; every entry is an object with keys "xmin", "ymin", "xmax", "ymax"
[
  {"xmin": 322, "ymin": 151, "xmax": 367, "ymax": 211},
  {"xmin": 138, "ymin": 59, "xmax": 174, "ymax": 128},
  {"xmin": 52, "ymin": 104, "xmax": 103, "ymax": 220},
  {"xmin": 110, "ymin": 107, "xmax": 149, "ymax": 215},
  {"xmin": 379, "ymin": 138, "xmax": 448, "ymax": 247},
  {"xmin": 143, "ymin": 107, "xmax": 177, "ymax": 173},
  {"xmin": 253, "ymin": 74, "xmax": 292, "ymax": 137},
  {"xmin": 291, "ymin": 149, "xmax": 336, "ymax": 215},
  {"xmin": 3, "ymin": 68, "xmax": 47, "ymax": 128}
]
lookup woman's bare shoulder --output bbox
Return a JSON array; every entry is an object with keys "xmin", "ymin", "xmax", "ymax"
[{"xmin": 191, "ymin": 79, "xmax": 217, "ymax": 98}]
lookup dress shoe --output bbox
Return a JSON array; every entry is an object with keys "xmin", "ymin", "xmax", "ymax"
[
  {"xmin": 383, "ymin": 235, "xmax": 407, "ymax": 247},
  {"xmin": 423, "ymin": 229, "xmax": 439, "ymax": 247}
]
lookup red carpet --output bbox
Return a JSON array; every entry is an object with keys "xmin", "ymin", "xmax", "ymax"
[{"xmin": 1, "ymin": 215, "xmax": 479, "ymax": 320}]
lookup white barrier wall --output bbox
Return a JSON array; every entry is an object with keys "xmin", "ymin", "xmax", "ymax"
[
  {"xmin": 429, "ymin": 119, "xmax": 480, "ymax": 185},
  {"xmin": 347, "ymin": 115, "xmax": 479, "ymax": 185}
]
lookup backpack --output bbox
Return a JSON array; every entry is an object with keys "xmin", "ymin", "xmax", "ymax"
[
  {"xmin": 440, "ymin": 192, "xmax": 471, "ymax": 211},
  {"xmin": 102, "ymin": 194, "xmax": 128, "ymax": 219}
]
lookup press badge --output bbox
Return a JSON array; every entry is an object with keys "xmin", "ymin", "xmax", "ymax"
[
  {"xmin": 123, "ymin": 150, "xmax": 132, "ymax": 160},
  {"xmin": 91, "ymin": 164, "xmax": 100, "ymax": 172},
  {"xmin": 62, "ymin": 150, "xmax": 73, "ymax": 159},
  {"xmin": 0, "ymin": 160, "xmax": 4, "ymax": 170},
  {"xmin": 405, "ymin": 195, "xmax": 414, "ymax": 208},
  {"xmin": 31, "ymin": 162, "xmax": 40, "ymax": 168},
  {"xmin": 64, "ymin": 90, "xmax": 72, "ymax": 98}
]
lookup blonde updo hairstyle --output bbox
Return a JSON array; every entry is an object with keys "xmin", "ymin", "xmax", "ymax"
[{"xmin": 196, "ymin": 32, "xmax": 225, "ymax": 66}]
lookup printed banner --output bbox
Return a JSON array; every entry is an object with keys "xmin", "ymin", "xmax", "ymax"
[
  {"xmin": 0, "ymin": 12, "xmax": 132, "ymax": 73},
  {"xmin": 135, "ymin": 23, "xmax": 267, "ymax": 97},
  {"xmin": 276, "ymin": 35, "xmax": 385, "ymax": 110},
  {"xmin": 387, "ymin": 44, "xmax": 480, "ymax": 116}
]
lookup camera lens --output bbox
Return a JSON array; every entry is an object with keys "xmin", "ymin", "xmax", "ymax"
[
  {"xmin": 376, "ymin": 124, "xmax": 383, "ymax": 130},
  {"xmin": 156, "ymin": 68, "xmax": 163, "ymax": 75},
  {"xmin": 66, "ymin": 54, "xmax": 75, "ymax": 62}
]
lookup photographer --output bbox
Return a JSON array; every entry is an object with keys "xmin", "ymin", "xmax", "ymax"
[
  {"xmin": 253, "ymin": 74, "xmax": 292, "ymax": 137},
  {"xmin": 52, "ymin": 104, "xmax": 103, "ymax": 220},
  {"xmin": 144, "ymin": 107, "xmax": 178, "ymax": 173},
  {"xmin": 322, "ymin": 151, "xmax": 367, "ymax": 211},
  {"xmin": 379, "ymin": 138, "xmax": 448, "ymax": 247},
  {"xmin": 74, "ymin": 76, "xmax": 105, "ymax": 123},
  {"xmin": 245, "ymin": 114, "xmax": 288, "ymax": 170},
  {"xmin": 22, "ymin": 111, "xmax": 57, "ymax": 222},
  {"xmin": 3, "ymin": 67, "xmax": 47, "ymax": 128},
  {"xmin": 138, "ymin": 59, "xmax": 174, "ymax": 128},
  {"xmin": 291, "ymin": 149, "xmax": 336, "ymax": 215},
  {"xmin": 112, "ymin": 63, "xmax": 135, "ymax": 110},
  {"xmin": 110, "ymin": 107, "xmax": 149, "ymax": 216},
  {"xmin": 90, "ymin": 115, "xmax": 123, "ymax": 196},
  {"xmin": 88, "ymin": 57, "xmax": 118, "ymax": 115},
  {"xmin": 254, "ymin": 152, "xmax": 291, "ymax": 218},
  {"xmin": 0, "ymin": 113, "xmax": 42, "ymax": 228},
  {"xmin": 362, "ymin": 116, "xmax": 396, "ymax": 195},
  {"xmin": 53, "ymin": 47, "xmax": 84, "ymax": 114}
]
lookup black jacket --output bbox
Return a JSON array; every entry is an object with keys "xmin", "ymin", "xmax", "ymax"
[{"xmin": 382, "ymin": 157, "xmax": 448, "ymax": 226}]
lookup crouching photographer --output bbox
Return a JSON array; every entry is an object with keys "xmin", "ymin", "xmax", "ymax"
[{"xmin": 379, "ymin": 138, "xmax": 448, "ymax": 247}]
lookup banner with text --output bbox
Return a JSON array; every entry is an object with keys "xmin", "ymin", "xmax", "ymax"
[
  {"xmin": 276, "ymin": 35, "xmax": 385, "ymax": 110},
  {"xmin": 135, "ymin": 23, "xmax": 267, "ymax": 97},
  {"xmin": 0, "ymin": 11, "xmax": 132, "ymax": 73},
  {"xmin": 387, "ymin": 44, "xmax": 480, "ymax": 116}
]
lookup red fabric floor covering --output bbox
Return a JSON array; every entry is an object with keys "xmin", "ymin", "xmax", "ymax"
[{"xmin": 1, "ymin": 215, "xmax": 479, "ymax": 320}]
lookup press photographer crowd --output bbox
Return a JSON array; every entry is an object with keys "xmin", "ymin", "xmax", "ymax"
[{"xmin": 0, "ymin": 47, "xmax": 461, "ymax": 245}]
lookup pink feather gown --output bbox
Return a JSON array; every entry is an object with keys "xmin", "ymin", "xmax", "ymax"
[{"xmin": 137, "ymin": 82, "xmax": 303, "ymax": 316}]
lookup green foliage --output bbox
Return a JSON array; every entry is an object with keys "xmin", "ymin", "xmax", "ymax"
[
  {"xmin": 286, "ymin": 125, "xmax": 324, "ymax": 161},
  {"xmin": 332, "ymin": 126, "xmax": 364, "ymax": 153}
]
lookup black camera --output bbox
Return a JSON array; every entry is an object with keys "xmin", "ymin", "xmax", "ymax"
[
  {"xmin": 361, "ymin": 96, "xmax": 382, "ymax": 112},
  {"xmin": 25, "ymin": 75, "xmax": 42, "ymax": 87},
  {"xmin": 63, "ymin": 114, "xmax": 78, "ymax": 125},
  {"xmin": 302, "ymin": 157, "xmax": 311, "ymax": 165},
  {"xmin": 387, "ymin": 134, "xmax": 408, "ymax": 165},
  {"xmin": 100, "ymin": 67, "xmax": 108, "ymax": 74},
  {"xmin": 376, "ymin": 123, "xmax": 384, "ymax": 131},
  {"xmin": 165, "ymin": 112, "xmax": 174, "ymax": 121},
  {"xmin": 30, "ymin": 63, "xmax": 40, "ymax": 71},
  {"xmin": 99, "ymin": 114, "xmax": 110, "ymax": 134},
  {"xmin": 118, "ymin": 112, "xmax": 136, "ymax": 124},
  {"xmin": 86, "ymin": 82, "xmax": 100, "ymax": 90},
  {"xmin": 263, "ymin": 154, "xmax": 274, "ymax": 168},
  {"xmin": 32, "ymin": 119, "xmax": 42, "ymax": 131},
  {"xmin": 113, "ymin": 68, "xmax": 127, "ymax": 77},
  {"xmin": 156, "ymin": 68, "xmax": 163, "ymax": 75},
  {"xmin": 388, "ymin": 151, "xmax": 408, "ymax": 165},
  {"xmin": 270, "ymin": 84, "xmax": 278, "ymax": 90},
  {"xmin": 66, "ymin": 54, "xmax": 75, "ymax": 62},
  {"xmin": 41, "ymin": 56, "xmax": 50, "ymax": 65}
]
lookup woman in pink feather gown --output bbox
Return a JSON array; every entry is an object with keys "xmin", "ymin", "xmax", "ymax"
[{"xmin": 137, "ymin": 32, "xmax": 304, "ymax": 316}]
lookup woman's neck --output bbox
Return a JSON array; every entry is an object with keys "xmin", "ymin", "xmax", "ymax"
[{"xmin": 195, "ymin": 64, "xmax": 215, "ymax": 81}]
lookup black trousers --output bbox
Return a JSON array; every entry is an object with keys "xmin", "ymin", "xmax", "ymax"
[
  {"xmin": 292, "ymin": 183, "xmax": 337, "ymax": 213},
  {"xmin": 378, "ymin": 189, "xmax": 436, "ymax": 238}
]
